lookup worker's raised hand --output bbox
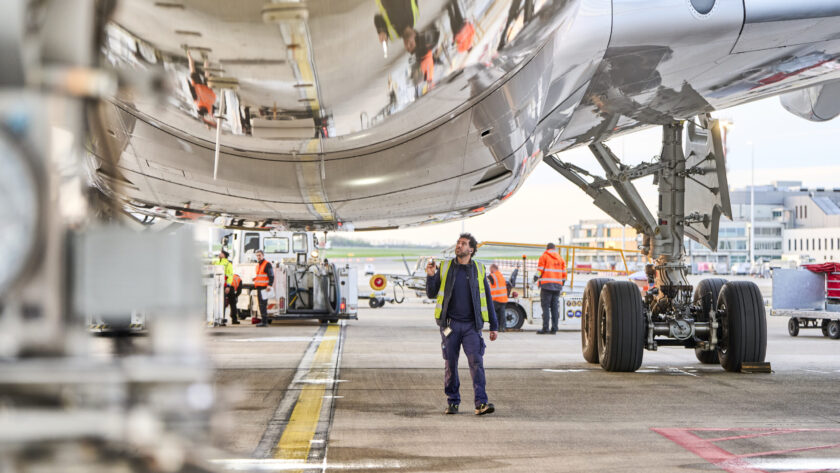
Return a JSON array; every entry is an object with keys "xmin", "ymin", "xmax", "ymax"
[{"xmin": 425, "ymin": 258, "xmax": 437, "ymax": 277}]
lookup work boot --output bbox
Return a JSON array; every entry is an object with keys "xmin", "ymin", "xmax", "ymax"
[
  {"xmin": 444, "ymin": 404, "xmax": 459, "ymax": 415},
  {"xmin": 549, "ymin": 329, "xmax": 557, "ymax": 334},
  {"xmin": 231, "ymin": 318, "xmax": 240, "ymax": 325},
  {"xmin": 536, "ymin": 329, "xmax": 550, "ymax": 334},
  {"xmin": 475, "ymin": 403, "xmax": 495, "ymax": 415}
]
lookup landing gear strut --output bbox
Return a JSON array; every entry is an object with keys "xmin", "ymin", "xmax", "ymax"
[{"xmin": 546, "ymin": 116, "xmax": 767, "ymax": 372}]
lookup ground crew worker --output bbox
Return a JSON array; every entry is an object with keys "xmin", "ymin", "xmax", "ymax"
[
  {"xmin": 426, "ymin": 233, "xmax": 498, "ymax": 416},
  {"xmin": 373, "ymin": 0, "xmax": 418, "ymax": 51},
  {"xmin": 254, "ymin": 249, "xmax": 274, "ymax": 327},
  {"xmin": 213, "ymin": 250, "xmax": 234, "ymax": 325},
  {"xmin": 534, "ymin": 243, "xmax": 567, "ymax": 334},
  {"xmin": 488, "ymin": 263, "xmax": 508, "ymax": 332},
  {"xmin": 228, "ymin": 274, "xmax": 242, "ymax": 325},
  {"xmin": 185, "ymin": 47, "xmax": 217, "ymax": 127}
]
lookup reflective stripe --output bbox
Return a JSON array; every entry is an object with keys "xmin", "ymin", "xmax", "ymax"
[
  {"xmin": 433, "ymin": 259, "xmax": 489, "ymax": 322},
  {"xmin": 376, "ymin": 0, "xmax": 418, "ymax": 40},
  {"xmin": 434, "ymin": 260, "xmax": 451, "ymax": 320}
]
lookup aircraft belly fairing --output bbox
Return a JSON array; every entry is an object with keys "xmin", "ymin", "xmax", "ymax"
[{"xmin": 92, "ymin": 0, "xmax": 840, "ymax": 229}]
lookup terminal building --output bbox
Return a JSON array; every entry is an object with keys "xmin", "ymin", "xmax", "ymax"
[{"xmin": 569, "ymin": 181, "xmax": 840, "ymax": 273}]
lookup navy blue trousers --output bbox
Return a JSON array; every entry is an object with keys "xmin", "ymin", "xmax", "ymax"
[
  {"xmin": 440, "ymin": 320, "xmax": 488, "ymax": 407},
  {"xmin": 540, "ymin": 289, "xmax": 561, "ymax": 331}
]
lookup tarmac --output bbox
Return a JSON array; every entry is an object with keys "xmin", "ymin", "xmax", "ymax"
[{"xmin": 207, "ymin": 294, "xmax": 840, "ymax": 473}]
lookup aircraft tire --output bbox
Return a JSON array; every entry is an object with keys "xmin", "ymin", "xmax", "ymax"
[
  {"xmin": 716, "ymin": 281, "xmax": 767, "ymax": 372},
  {"xmin": 597, "ymin": 281, "xmax": 645, "ymax": 372},
  {"xmin": 788, "ymin": 318, "xmax": 799, "ymax": 337},
  {"xmin": 581, "ymin": 278, "xmax": 611, "ymax": 364},
  {"xmin": 693, "ymin": 278, "xmax": 726, "ymax": 363},
  {"xmin": 828, "ymin": 320, "xmax": 840, "ymax": 340}
]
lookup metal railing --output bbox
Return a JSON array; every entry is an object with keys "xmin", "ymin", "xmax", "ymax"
[{"xmin": 469, "ymin": 241, "xmax": 646, "ymax": 293}]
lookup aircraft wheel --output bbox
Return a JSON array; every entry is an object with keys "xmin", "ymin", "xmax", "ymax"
[
  {"xmin": 693, "ymin": 278, "xmax": 726, "ymax": 364},
  {"xmin": 716, "ymin": 281, "xmax": 767, "ymax": 372},
  {"xmin": 597, "ymin": 281, "xmax": 645, "ymax": 372},
  {"xmin": 828, "ymin": 320, "xmax": 840, "ymax": 340},
  {"xmin": 822, "ymin": 319, "xmax": 830, "ymax": 337},
  {"xmin": 368, "ymin": 297, "xmax": 381, "ymax": 309},
  {"xmin": 788, "ymin": 318, "xmax": 800, "ymax": 337},
  {"xmin": 581, "ymin": 278, "xmax": 611, "ymax": 364},
  {"xmin": 503, "ymin": 303, "xmax": 525, "ymax": 330}
]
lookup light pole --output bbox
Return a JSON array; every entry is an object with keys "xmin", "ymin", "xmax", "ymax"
[{"xmin": 747, "ymin": 140, "xmax": 755, "ymax": 265}]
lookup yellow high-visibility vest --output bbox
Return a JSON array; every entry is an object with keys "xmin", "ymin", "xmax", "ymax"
[{"xmin": 434, "ymin": 259, "xmax": 489, "ymax": 322}]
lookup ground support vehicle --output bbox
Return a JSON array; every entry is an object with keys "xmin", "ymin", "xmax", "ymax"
[
  {"xmin": 771, "ymin": 265, "xmax": 840, "ymax": 339},
  {"xmin": 501, "ymin": 293, "xmax": 584, "ymax": 330},
  {"xmin": 451, "ymin": 241, "xmax": 640, "ymax": 331},
  {"xmin": 211, "ymin": 229, "xmax": 358, "ymax": 323}
]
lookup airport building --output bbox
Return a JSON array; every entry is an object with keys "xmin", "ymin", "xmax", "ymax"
[{"xmin": 570, "ymin": 181, "xmax": 840, "ymax": 273}]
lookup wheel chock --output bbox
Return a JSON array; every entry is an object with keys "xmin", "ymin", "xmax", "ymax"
[{"xmin": 740, "ymin": 362, "xmax": 771, "ymax": 373}]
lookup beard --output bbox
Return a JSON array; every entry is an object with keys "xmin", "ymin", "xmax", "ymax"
[{"xmin": 455, "ymin": 247, "xmax": 471, "ymax": 258}]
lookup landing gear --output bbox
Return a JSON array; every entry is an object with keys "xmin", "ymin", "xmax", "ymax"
[
  {"xmin": 546, "ymin": 116, "xmax": 767, "ymax": 372},
  {"xmin": 717, "ymin": 281, "xmax": 767, "ymax": 372},
  {"xmin": 581, "ymin": 278, "xmax": 611, "ymax": 363},
  {"xmin": 597, "ymin": 281, "xmax": 645, "ymax": 372}
]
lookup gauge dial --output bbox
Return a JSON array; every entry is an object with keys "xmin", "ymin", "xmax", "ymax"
[{"xmin": 0, "ymin": 133, "xmax": 41, "ymax": 296}]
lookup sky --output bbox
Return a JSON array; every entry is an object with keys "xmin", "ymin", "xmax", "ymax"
[{"xmin": 340, "ymin": 96, "xmax": 840, "ymax": 247}]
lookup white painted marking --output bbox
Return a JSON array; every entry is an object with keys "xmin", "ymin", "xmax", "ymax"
[
  {"xmin": 542, "ymin": 369, "xmax": 592, "ymax": 373},
  {"xmin": 297, "ymin": 378, "xmax": 348, "ymax": 385},
  {"xmin": 323, "ymin": 395, "xmax": 344, "ymax": 399},
  {"xmin": 231, "ymin": 336, "xmax": 339, "ymax": 343},
  {"xmin": 210, "ymin": 458, "xmax": 404, "ymax": 471},
  {"xmin": 310, "ymin": 439, "xmax": 325, "ymax": 444},
  {"xmin": 743, "ymin": 458, "xmax": 840, "ymax": 470}
]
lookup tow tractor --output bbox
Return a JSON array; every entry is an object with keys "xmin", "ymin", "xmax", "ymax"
[
  {"xmin": 211, "ymin": 229, "xmax": 358, "ymax": 323},
  {"xmin": 771, "ymin": 263, "xmax": 840, "ymax": 339}
]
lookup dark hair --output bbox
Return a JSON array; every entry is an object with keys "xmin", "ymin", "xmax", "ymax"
[
  {"xmin": 546, "ymin": 242, "xmax": 556, "ymax": 250},
  {"xmin": 459, "ymin": 233, "xmax": 478, "ymax": 256},
  {"xmin": 220, "ymin": 249, "xmax": 230, "ymax": 259}
]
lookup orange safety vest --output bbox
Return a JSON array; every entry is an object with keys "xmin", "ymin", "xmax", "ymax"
[
  {"xmin": 232, "ymin": 274, "xmax": 242, "ymax": 292},
  {"xmin": 489, "ymin": 270, "xmax": 508, "ymax": 303},
  {"xmin": 254, "ymin": 260, "xmax": 270, "ymax": 288},
  {"xmin": 193, "ymin": 83, "xmax": 216, "ymax": 115},
  {"xmin": 537, "ymin": 249, "xmax": 567, "ymax": 287}
]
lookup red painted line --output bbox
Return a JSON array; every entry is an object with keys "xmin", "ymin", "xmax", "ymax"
[
  {"xmin": 707, "ymin": 430, "xmax": 801, "ymax": 442},
  {"xmin": 736, "ymin": 442, "xmax": 840, "ymax": 459},
  {"xmin": 652, "ymin": 428, "xmax": 765, "ymax": 473}
]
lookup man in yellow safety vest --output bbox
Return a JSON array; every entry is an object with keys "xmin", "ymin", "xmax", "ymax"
[
  {"xmin": 426, "ymin": 233, "xmax": 498, "ymax": 416},
  {"xmin": 213, "ymin": 250, "xmax": 235, "ymax": 325}
]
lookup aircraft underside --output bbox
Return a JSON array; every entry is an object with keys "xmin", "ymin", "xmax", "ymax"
[{"xmin": 92, "ymin": 0, "xmax": 840, "ymax": 231}]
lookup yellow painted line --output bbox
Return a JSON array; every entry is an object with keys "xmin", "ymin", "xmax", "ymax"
[{"xmin": 274, "ymin": 324, "xmax": 339, "ymax": 464}]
